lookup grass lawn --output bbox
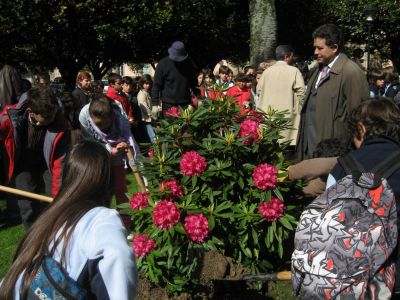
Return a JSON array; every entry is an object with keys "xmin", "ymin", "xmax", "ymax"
[{"xmin": 0, "ymin": 174, "xmax": 295, "ymax": 298}]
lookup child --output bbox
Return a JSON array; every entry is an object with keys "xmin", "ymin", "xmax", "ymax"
[
  {"xmin": 72, "ymin": 71, "xmax": 92, "ymax": 108},
  {"xmin": 0, "ymin": 140, "xmax": 137, "ymax": 300},
  {"xmin": 368, "ymin": 70, "xmax": 385, "ymax": 98},
  {"xmin": 216, "ymin": 65, "xmax": 234, "ymax": 91},
  {"xmin": 79, "ymin": 95, "xmax": 140, "ymax": 206},
  {"xmin": 326, "ymin": 97, "xmax": 400, "ymax": 298},
  {"xmin": 226, "ymin": 73, "xmax": 251, "ymax": 109},
  {"xmin": 137, "ymin": 74, "xmax": 156, "ymax": 143},
  {"xmin": 383, "ymin": 66, "xmax": 400, "ymax": 99},
  {"xmin": 106, "ymin": 73, "xmax": 134, "ymax": 124},
  {"xmin": 0, "ymin": 85, "xmax": 70, "ymax": 229}
]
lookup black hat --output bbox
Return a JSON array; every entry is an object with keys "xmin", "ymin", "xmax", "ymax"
[{"xmin": 168, "ymin": 41, "xmax": 188, "ymax": 62}]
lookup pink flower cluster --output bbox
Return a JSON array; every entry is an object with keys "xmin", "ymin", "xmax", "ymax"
[
  {"xmin": 180, "ymin": 151, "xmax": 207, "ymax": 176},
  {"xmin": 259, "ymin": 197, "xmax": 285, "ymax": 221},
  {"xmin": 238, "ymin": 119, "xmax": 260, "ymax": 144},
  {"xmin": 130, "ymin": 192, "xmax": 149, "ymax": 210},
  {"xmin": 252, "ymin": 163, "xmax": 277, "ymax": 190},
  {"xmin": 184, "ymin": 214, "xmax": 209, "ymax": 243},
  {"xmin": 165, "ymin": 107, "xmax": 180, "ymax": 117},
  {"xmin": 160, "ymin": 180, "xmax": 183, "ymax": 199},
  {"xmin": 133, "ymin": 234, "xmax": 157, "ymax": 257},
  {"xmin": 152, "ymin": 200, "xmax": 181, "ymax": 230}
]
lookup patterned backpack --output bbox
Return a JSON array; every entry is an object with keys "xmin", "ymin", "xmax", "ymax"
[{"xmin": 292, "ymin": 151, "xmax": 400, "ymax": 299}]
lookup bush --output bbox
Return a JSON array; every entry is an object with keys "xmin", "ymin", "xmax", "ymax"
[{"xmin": 121, "ymin": 92, "xmax": 302, "ymax": 292}]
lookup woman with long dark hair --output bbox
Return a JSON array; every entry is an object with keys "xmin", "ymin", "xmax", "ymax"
[{"xmin": 0, "ymin": 140, "xmax": 137, "ymax": 300}]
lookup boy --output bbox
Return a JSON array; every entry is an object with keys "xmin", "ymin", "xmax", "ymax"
[
  {"xmin": 0, "ymin": 85, "xmax": 70, "ymax": 228},
  {"xmin": 216, "ymin": 65, "xmax": 234, "ymax": 90},
  {"xmin": 226, "ymin": 73, "xmax": 251, "ymax": 109},
  {"xmin": 106, "ymin": 73, "xmax": 134, "ymax": 124}
]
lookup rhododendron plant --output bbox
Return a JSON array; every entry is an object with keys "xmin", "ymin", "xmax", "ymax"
[
  {"xmin": 152, "ymin": 200, "xmax": 181, "ymax": 230},
  {"xmin": 165, "ymin": 106, "xmax": 180, "ymax": 117},
  {"xmin": 160, "ymin": 179, "xmax": 183, "ymax": 199},
  {"xmin": 130, "ymin": 192, "xmax": 149, "ymax": 210},
  {"xmin": 252, "ymin": 163, "xmax": 278, "ymax": 190},
  {"xmin": 180, "ymin": 150, "xmax": 207, "ymax": 176},
  {"xmin": 123, "ymin": 86, "xmax": 302, "ymax": 293},
  {"xmin": 238, "ymin": 119, "xmax": 260, "ymax": 144},
  {"xmin": 133, "ymin": 234, "xmax": 157, "ymax": 257},
  {"xmin": 259, "ymin": 197, "xmax": 285, "ymax": 222},
  {"xmin": 184, "ymin": 214, "xmax": 209, "ymax": 243}
]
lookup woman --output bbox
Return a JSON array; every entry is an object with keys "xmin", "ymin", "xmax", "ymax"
[
  {"xmin": 72, "ymin": 71, "xmax": 92, "ymax": 108},
  {"xmin": 0, "ymin": 140, "xmax": 137, "ymax": 300}
]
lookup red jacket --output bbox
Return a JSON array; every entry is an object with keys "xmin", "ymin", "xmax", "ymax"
[
  {"xmin": 0, "ymin": 104, "xmax": 70, "ymax": 196},
  {"xmin": 106, "ymin": 86, "xmax": 133, "ymax": 120},
  {"xmin": 226, "ymin": 85, "xmax": 251, "ymax": 107}
]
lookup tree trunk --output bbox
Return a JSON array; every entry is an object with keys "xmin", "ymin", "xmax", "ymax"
[
  {"xmin": 58, "ymin": 62, "xmax": 82, "ymax": 92},
  {"xmin": 88, "ymin": 60, "xmax": 112, "ymax": 80},
  {"xmin": 249, "ymin": 0, "xmax": 277, "ymax": 69}
]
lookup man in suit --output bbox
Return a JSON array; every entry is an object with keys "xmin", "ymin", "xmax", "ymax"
[{"xmin": 296, "ymin": 24, "xmax": 369, "ymax": 160}]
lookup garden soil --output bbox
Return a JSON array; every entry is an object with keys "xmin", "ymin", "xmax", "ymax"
[{"xmin": 136, "ymin": 250, "xmax": 273, "ymax": 299}]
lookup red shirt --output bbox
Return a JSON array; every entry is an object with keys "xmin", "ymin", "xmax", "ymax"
[
  {"xmin": 106, "ymin": 86, "xmax": 133, "ymax": 120},
  {"xmin": 226, "ymin": 85, "xmax": 250, "ymax": 107}
]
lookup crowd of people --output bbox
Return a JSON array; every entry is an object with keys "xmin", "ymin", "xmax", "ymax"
[{"xmin": 1, "ymin": 22, "xmax": 400, "ymax": 299}]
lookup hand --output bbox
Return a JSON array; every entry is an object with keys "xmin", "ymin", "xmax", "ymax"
[{"xmin": 112, "ymin": 142, "xmax": 129, "ymax": 155}]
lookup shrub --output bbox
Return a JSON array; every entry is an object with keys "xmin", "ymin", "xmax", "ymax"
[{"xmin": 121, "ymin": 91, "xmax": 302, "ymax": 292}]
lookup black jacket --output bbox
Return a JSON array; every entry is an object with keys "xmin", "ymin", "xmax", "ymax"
[{"xmin": 151, "ymin": 57, "xmax": 199, "ymax": 105}]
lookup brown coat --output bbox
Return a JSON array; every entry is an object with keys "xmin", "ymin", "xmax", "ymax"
[{"xmin": 296, "ymin": 54, "xmax": 369, "ymax": 159}]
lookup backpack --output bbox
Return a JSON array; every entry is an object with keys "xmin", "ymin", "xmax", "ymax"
[
  {"xmin": 291, "ymin": 151, "xmax": 400, "ymax": 299},
  {"xmin": 25, "ymin": 256, "xmax": 87, "ymax": 300}
]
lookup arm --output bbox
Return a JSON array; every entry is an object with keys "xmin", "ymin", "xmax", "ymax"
[
  {"xmin": 151, "ymin": 63, "xmax": 164, "ymax": 105},
  {"xmin": 293, "ymin": 69, "xmax": 306, "ymax": 110},
  {"xmin": 87, "ymin": 210, "xmax": 137, "ymax": 300},
  {"xmin": 289, "ymin": 157, "xmax": 338, "ymax": 181}
]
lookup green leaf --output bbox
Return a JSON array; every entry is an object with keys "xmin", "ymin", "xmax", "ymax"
[
  {"xmin": 278, "ymin": 216, "xmax": 293, "ymax": 230},
  {"xmin": 175, "ymin": 222, "xmax": 186, "ymax": 234},
  {"xmin": 273, "ymin": 188, "xmax": 284, "ymax": 201}
]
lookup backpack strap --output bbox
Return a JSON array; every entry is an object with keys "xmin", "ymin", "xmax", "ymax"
[
  {"xmin": 371, "ymin": 150, "xmax": 400, "ymax": 179},
  {"xmin": 338, "ymin": 152, "xmax": 365, "ymax": 176}
]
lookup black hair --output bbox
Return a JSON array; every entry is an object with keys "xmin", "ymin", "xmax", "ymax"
[
  {"xmin": 89, "ymin": 95, "xmax": 114, "ymax": 119},
  {"xmin": 234, "ymin": 73, "xmax": 251, "ymax": 83},
  {"xmin": 312, "ymin": 138, "xmax": 349, "ymax": 158},
  {"xmin": 312, "ymin": 24, "xmax": 343, "ymax": 51},
  {"xmin": 107, "ymin": 73, "xmax": 122, "ymax": 84},
  {"xmin": 218, "ymin": 65, "xmax": 230, "ymax": 75},
  {"xmin": 26, "ymin": 85, "xmax": 59, "ymax": 118},
  {"xmin": 122, "ymin": 76, "xmax": 134, "ymax": 85},
  {"xmin": 348, "ymin": 97, "xmax": 400, "ymax": 141},
  {"xmin": 138, "ymin": 74, "xmax": 153, "ymax": 90},
  {"xmin": 275, "ymin": 45, "xmax": 294, "ymax": 60}
]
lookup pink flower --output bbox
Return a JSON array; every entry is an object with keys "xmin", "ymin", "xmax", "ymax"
[
  {"xmin": 165, "ymin": 107, "xmax": 180, "ymax": 117},
  {"xmin": 152, "ymin": 200, "xmax": 181, "ymax": 230},
  {"xmin": 160, "ymin": 180, "xmax": 183, "ymax": 199},
  {"xmin": 148, "ymin": 148, "xmax": 154, "ymax": 159},
  {"xmin": 252, "ymin": 163, "xmax": 277, "ymax": 190},
  {"xmin": 184, "ymin": 214, "xmax": 209, "ymax": 243},
  {"xmin": 248, "ymin": 110, "xmax": 264, "ymax": 123},
  {"xmin": 133, "ymin": 234, "xmax": 157, "ymax": 257},
  {"xmin": 259, "ymin": 197, "xmax": 285, "ymax": 221},
  {"xmin": 180, "ymin": 151, "xmax": 207, "ymax": 176},
  {"xmin": 238, "ymin": 119, "xmax": 260, "ymax": 144},
  {"xmin": 130, "ymin": 192, "xmax": 149, "ymax": 210}
]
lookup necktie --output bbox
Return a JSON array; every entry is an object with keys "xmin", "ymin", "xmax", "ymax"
[{"xmin": 318, "ymin": 66, "xmax": 329, "ymax": 87}]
